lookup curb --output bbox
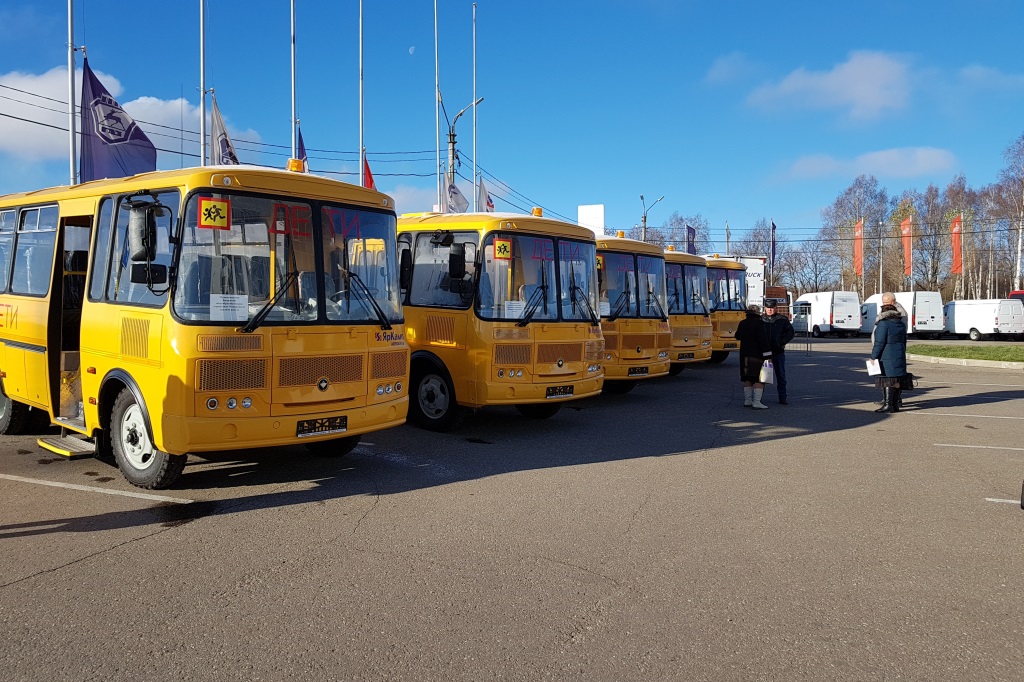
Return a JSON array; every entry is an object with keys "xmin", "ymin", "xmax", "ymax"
[{"xmin": 906, "ymin": 353, "xmax": 1024, "ymax": 371}]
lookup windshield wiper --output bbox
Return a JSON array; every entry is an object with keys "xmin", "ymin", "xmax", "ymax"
[
  {"xmin": 516, "ymin": 284, "xmax": 549, "ymax": 327},
  {"xmin": 347, "ymin": 270, "xmax": 393, "ymax": 330},
  {"xmin": 607, "ymin": 282, "xmax": 632, "ymax": 322},
  {"xmin": 567, "ymin": 261, "xmax": 599, "ymax": 325},
  {"xmin": 240, "ymin": 270, "xmax": 298, "ymax": 333},
  {"xmin": 646, "ymin": 285, "xmax": 668, "ymax": 321}
]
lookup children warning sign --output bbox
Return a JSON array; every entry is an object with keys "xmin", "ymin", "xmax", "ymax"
[
  {"xmin": 494, "ymin": 238, "xmax": 512, "ymax": 260},
  {"xmin": 199, "ymin": 197, "xmax": 231, "ymax": 230}
]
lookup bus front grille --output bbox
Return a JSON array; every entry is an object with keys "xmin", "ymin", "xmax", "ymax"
[
  {"xmin": 658, "ymin": 333, "xmax": 672, "ymax": 349},
  {"xmin": 198, "ymin": 358, "xmax": 267, "ymax": 391},
  {"xmin": 672, "ymin": 326, "xmax": 699, "ymax": 340},
  {"xmin": 494, "ymin": 344, "xmax": 532, "ymax": 365},
  {"xmin": 279, "ymin": 355, "xmax": 363, "ymax": 387},
  {"xmin": 621, "ymin": 334, "xmax": 655, "ymax": 350},
  {"xmin": 371, "ymin": 351, "xmax": 408, "ymax": 379},
  {"xmin": 198, "ymin": 335, "xmax": 263, "ymax": 352},
  {"xmin": 537, "ymin": 343, "xmax": 582, "ymax": 364}
]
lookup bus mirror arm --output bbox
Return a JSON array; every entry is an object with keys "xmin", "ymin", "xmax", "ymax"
[{"xmin": 130, "ymin": 263, "xmax": 167, "ymax": 285}]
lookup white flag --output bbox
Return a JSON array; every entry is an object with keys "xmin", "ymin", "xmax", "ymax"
[
  {"xmin": 477, "ymin": 178, "xmax": 495, "ymax": 212},
  {"xmin": 210, "ymin": 95, "xmax": 239, "ymax": 165},
  {"xmin": 447, "ymin": 182, "xmax": 469, "ymax": 213}
]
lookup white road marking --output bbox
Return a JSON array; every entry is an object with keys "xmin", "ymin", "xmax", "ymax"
[
  {"xmin": 985, "ymin": 498, "xmax": 1022, "ymax": 505},
  {"xmin": 935, "ymin": 444, "xmax": 1024, "ymax": 452},
  {"xmin": 942, "ymin": 381, "xmax": 1024, "ymax": 388},
  {"xmin": 0, "ymin": 474, "xmax": 193, "ymax": 504},
  {"xmin": 911, "ymin": 412, "xmax": 1024, "ymax": 420}
]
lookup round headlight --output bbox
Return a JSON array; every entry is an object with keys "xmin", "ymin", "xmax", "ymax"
[
  {"xmin": 376, "ymin": 385, "xmax": 385, "ymax": 396},
  {"xmin": 206, "ymin": 398, "xmax": 218, "ymax": 410},
  {"xmin": 226, "ymin": 398, "xmax": 237, "ymax": 409},
  {"xmin": 516, "ymin": 369, "xmax": 523, "ymax": 378},
  {"xmin": 242, "ymin": 397, "xmax": 252, "ymax": 408},
  {"xmin": 498, "ymin": 369, "xmax": 504, "ymax": 378},
  {"xmin": 385, "ymin": 384, "xmax": 393, "ymax": 394},
  {"xmin": 394, "ymin": 382, "xmax": 403, "ymax": 393}
]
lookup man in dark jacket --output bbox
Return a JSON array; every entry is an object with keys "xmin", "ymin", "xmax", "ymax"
[
  {"xmin": 736, "ymin": 304, "xmax": 773, "ymax": 409},
  {"xmin": 762, "ymin": 300, "xmax": 796, "ymax": 404}
]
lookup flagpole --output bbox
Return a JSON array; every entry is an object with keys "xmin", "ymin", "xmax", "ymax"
[
  {"xmin": 434, "ymin": 0, "xmax": 442, "ymax": 210},
  {"xmin": 67, "ymin": 0, "xmax": 77, "ymax": 185},
  {"xmin": 910, "ymin": 215, "xmax": 914, "ymax": 293},
  {"xmin": 199, "ymin": 0, "xmax": 206, "ymax": 166},
  {"xmin": 290, "ymin": 0, "xmax": 297, "ymax": 159},
  {"xmin": 359, "ymin": 0, "xmax": 365, "ymax": 187},
  {"xmin": 770, "ymin": 218, "xmax": 775, "ymax": 286},
  {"xmin": 959, "ymin": 211, "xmax": 965, "ymax": 299},
  {"xmin": 472, "ymin": 2, "xmax": 477, "ymax": 211},
  {"xmin": 878, "ymin": 220, "xmax": 883, "ymax": 294}
]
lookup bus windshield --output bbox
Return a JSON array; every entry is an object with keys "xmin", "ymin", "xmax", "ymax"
[
  {"xmin": 174, "ymin": 192, "xmax": 400, "ymax": 325},
  {"xmin": 477, "ymin": 233, "xmax": 558, "ymax": 322},
  {"xmin": 637, "ymin": 255, "xmax": 667, "ymax": 319},
  {"xmin": 683, "ymin": 263, "xmax": 709, "ymax": 314},
  {"xmin": 708, "ymin": 268, "xmax": 746, "ymax": 312},
  {"xmin": 558, "ymin": 239, "xmax": 600, "ymax": 323}
]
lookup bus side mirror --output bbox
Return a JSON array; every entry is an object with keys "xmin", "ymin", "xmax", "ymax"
[
  {"xmin": 448, "ymin": 243, "xmax": 466, "ymax": 280},
  {"xmin": 130, "ymin": 263, "xmax": 167, "ymax": 284},
  {"xmin": 399, "ymin": 249, "xmax": 412, "ymax": 290},
  {"xmin": 128, "ymin": 205, "xmax": 157, "ymax": 262}
]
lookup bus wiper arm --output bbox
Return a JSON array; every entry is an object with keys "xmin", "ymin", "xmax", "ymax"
[
  {"xmin": 571, "ymin": 284, "xmax": 599, "ymax": 325},
  {"xmin": 607, "ymin": 288, "xmax": 631, "ymax": 322},
  {"xmin": 347, "ymin": 270, "xmax": 393, "ymax": 330},
  {"xmin": 516, "ymin": 284, "xmax": 549, "ymax": 327},
  {"xmin": 240, "ymin": 270, "xmax": 298, "ymax": 334},
  {"xmin": 647, "ymin": 287, "xmax": 668, "ymax": 321}
]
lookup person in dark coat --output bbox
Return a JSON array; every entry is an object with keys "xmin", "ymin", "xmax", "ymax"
[
  {"xmin": 870, "ymin": 293, "xmax": 908, "ymax": 413},
  {"xmin": 762, "ymin": 300, "xmax": 796, "ymax": 404},
  {"xmin": 735, "ymin": 304, "xmax": 773, "ymax": 409}
]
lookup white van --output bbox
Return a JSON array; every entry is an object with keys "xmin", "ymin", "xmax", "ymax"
[
  {"xmin": 794, "ymin": 291, "xmax": 862, "ymax": 337},
  {"xmin": 943, "ymin": 299, "xmax": 1024, "ymax": 341},
  {"xmin": 861, "ymin": 291, "xmax": 944, "ymax": 338}
]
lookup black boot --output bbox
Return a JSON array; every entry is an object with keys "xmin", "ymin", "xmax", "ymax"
[
  {"xmin": 875, "ymin": 387, "xmax": 891, "ymax": 413},
  {"xmin": 889, "ymin": 388, "xmax": 901, "ymax": 413}
]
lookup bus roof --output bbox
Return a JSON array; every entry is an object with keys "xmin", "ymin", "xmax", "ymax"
[
  {"xmin": 704, "ymin": 258, "xmax": 747, "ymax": 271},
  {"xmin": 594, "ymin": 235, "xmax": 666, "ymax": 257},
  {"xmin": 0, "ymin": 165, "xmax": 392, "ymax": 210},
  {"xmin": 663, "ymin": 249, "xmax": 707, "ymax": 266},
  {"xmin": 397, "ymin": 211, "xmax": 596, "ymax": 241}
]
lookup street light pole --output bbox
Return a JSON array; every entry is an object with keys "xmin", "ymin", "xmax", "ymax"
[
  {"xmin": 640, "ymin": 194, "xmax": 664, "ymax": 243},
  {"xmin": 446, "ymin": 97, "xmax": 484, "ymax": 188}
]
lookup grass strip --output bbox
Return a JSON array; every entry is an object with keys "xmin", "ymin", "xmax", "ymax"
[{"xmin": 908, "ymin": 344, "xmax": 1024, "ymax": 362}]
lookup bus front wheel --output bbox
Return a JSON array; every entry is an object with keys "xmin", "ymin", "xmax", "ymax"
[
  {"xmin": 706, "ymin": 351, "xmax": 729, "ymax": 364},
  {"xmin": 515, "ymin": 403, "xmax": 562, "ymax": 419},
  {"xmin": 0, "ymin": 388, "xmax": 30, "ymax": 435},
  {"xmin": 409, "ymin": 365, "xmax": 463, "ymax": 432},
  {"xmin": 110, "ymin": 389, "xmax": 187, "ymax": 489}
]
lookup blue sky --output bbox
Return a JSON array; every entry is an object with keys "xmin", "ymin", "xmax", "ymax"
[{"xmin": 2, "ymin": 0, "xmax": 1024, "ymax": 248}]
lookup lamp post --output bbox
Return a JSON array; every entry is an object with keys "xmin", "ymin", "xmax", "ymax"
[
  {"xmin": 640, "ymin": 194, "xmax": 664, "ymax": 243},
  {"xmin": 446, "ymin": 97, "xmax": 484, "ymax": 188}
]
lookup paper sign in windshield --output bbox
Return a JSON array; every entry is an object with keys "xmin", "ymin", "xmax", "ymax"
[
  {"xmin": 504, "ymin": 300, "xmax": 525, "ymax": 317},
  {"xmin": 210, "ymin": 294, "xmax": 248, "ymax": 321}
]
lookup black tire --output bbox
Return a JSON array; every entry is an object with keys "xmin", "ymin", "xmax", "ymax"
[
  {"xmin": 667, "ymin": 363, "xmax": 686, "ymax": 376},
  {"xmin": 603, "ymin": 380, "xmax": 636, "ymax": 394},
  {"xmin": 305, "ymin": 434, "xmax": 361, "ymax": 457},
  {"xmin": 408, "ymin": 363, "xmax": 464, "ymax": 432},
  {"xmin": 811, "ymin": 326, "xmax": 822, "ymax": 338},
  {"xmin": 110, "ymin": 388, "xmax": 187, "ymax": 489},
  {"xmin": 969, "ymin": 328, "xmax": 983, "ymax": 342},
  {"xmin": 0, "ymin": 387, "xmax": 30, "ymax": 435},
  {"xmin": 706, "ymin": 351, "xmax": 729, "ymax": 364},
  {"xmin": 515, "ymin": 403, "xmax": 562, "ymax": 419}
]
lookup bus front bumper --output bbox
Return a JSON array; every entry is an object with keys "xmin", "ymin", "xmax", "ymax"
[
  {"xmin": 467, "ymin": 376, "xmax": 604, "ymax": 407},
  {"xmin": 671, "ymin": 347, "xmax": 713, "ymax": 363},
  {"xmin": 603, "ymin": 360, "xmax": 670, "ymax": 380},
  {"xmin": 160, "ymin": 398, "xmax": 409, "ymax": 454}
]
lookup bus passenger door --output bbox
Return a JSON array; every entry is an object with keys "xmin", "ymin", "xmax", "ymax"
[{"xmin": 49, "ymin": 221, "xmax": 92, "ymax": 424}]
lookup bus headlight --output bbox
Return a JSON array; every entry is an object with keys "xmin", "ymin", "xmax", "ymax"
[
  {"xmin": 498, "ymin": 369, "xmax": 504, "ymax": 378},
  {"xmin": 206, "ymin": 398, "xmax": 218, "ymax": 410},
  {"xmin": 516, "ymin": 369, "xmax": 523, "ymax": 378},
  {"xmin": 385, "ymin": 384, "xmax": 393, "ymax": 394},
  {"xmin": 658, "ymin": 351, "xmax": 669, "ymax": 359},
  {"xmin": 376, "ymin": 385, "xmax": 385, "ymax": 395},
  {"xmin": 588, "ymin": 364, "xmax": 601, "ymax": 373},
  {"xmin": 395, "ymin": 382, "xmax": 403, "ymax": 393},
  {"xmin": 226, "ymin": 398, "xmax": 237, "ymax": 409},
  {"xmin": 242, "ymin": 397, "xmax": 252, "ymax": 408}
]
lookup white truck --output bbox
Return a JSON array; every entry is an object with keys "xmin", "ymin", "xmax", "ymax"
[
  {"xmin": 943, "ymin": 299, "xmax": 1024, "ymax": 341},
  {"xmin": 794, "ymin": 291, "xmax": 862, "ymax": 337},
  {"xmin": 861, "ymin": 291, "xmax": 944, "ymax": 338}
]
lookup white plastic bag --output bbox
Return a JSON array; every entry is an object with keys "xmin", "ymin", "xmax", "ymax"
[
  {"xmin": 866, "ymin": 359, "xmax": 881, "ymax": 376},
  {"xmin": 759, "ymin": 359, "xmax": 775, "ymax": 384}
]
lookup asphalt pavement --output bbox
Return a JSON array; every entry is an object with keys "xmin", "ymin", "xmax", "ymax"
[{"xmin": 1, "ymin": 337, "xmax": 1022, "ymax": 681}]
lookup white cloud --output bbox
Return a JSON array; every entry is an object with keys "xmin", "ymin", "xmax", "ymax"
[
  {"xmin": 788, "ymin": 147, "xmax": 956, "ymax": 180},
  {"xmin": 705, "ymin": 52, "xmax": 757, "ymax": 85},
  {"xmin": 747, "ymin": 51, "xmax": 912, "ymax": 121},
  {"xmin": 387, "ymin": 184, "xmax": 443, "ymax": 214},
  {"xmin": 957, "ymin": 64, "xmax": 1024, "ymax": 90}
]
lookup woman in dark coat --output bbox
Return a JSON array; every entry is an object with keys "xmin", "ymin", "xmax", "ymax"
[
  {"xmin": 870, "ymin": 301, "xmax": 908, "ymax": 413},
  {"xmin": 735, "ymin": 304, "xmax": 773, "ymax": 409}
]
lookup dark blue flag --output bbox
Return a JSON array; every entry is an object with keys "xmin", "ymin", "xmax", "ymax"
[
  {"xmin": 79, "ymin": 58, "xmax": 156, "ymax": 182},
  {"xmin": 686, "ymin": 225, "xmax": 696, "ymax": 254},
  {"xmin": 297, "ymin": 128, "xmax": 308, "ymax": 172}
]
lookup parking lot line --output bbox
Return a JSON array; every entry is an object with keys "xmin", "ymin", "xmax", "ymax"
[
  {"xmin": 935, "ymin": 444, "xmax": 1024, "ymax": 452},
  {"xmin": 0, "ymin": 474, "xmax": 193, "ymax": 504},
  {"xmin": 985, "ymin": 498, "xmax": 1022, "ymax": 505}
]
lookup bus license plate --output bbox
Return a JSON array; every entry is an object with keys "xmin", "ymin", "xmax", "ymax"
[
  {"xmin": 677, "ymin": 352, "xmax": 695, "ymax": 360},
  {"xmin": 296, "ymin": 416, "xmax": 348, "ymax": 438},
  {"xmin": 628, "ymin": 366, "xmax": 649, "ymax": 376},
  {"xmin": 546, "ymin": 385, "xmax": 574, "ymax": 399},
  {"xmin": 724, "ymin": 343, "xmax": 738, "ymax": 349}
]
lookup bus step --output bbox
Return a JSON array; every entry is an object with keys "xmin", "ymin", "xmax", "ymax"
[{"xmin": 37, "ymin": 435, "xmax": 95, "ymax": 459}]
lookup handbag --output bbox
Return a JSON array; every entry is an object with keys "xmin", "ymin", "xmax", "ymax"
[
  {"xmin": 866, "ymin": 359, "xmax": 881, "ymax": 376},
  {"xmin": 759, "ymin": 359, "xmax": 775, "ymax": 384},
  {"xmin": 899, "ymin": 373, "xmax": 916, "ymax": 390}
]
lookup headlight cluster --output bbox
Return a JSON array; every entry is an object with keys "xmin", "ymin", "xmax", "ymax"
[
  {"xmin": 587, "ymin": 364, "xmax": 601, "ymax": 373},
  {"xmin": 701, "ymin": 340, "xmax": 711, "ymax": 347},
  {"xmin": 207, "ymin": 397, "xmax": 253, "ymax": 410},
  {"xmin": 497, "ymin": 368, "xmax": 525, "ymax": 378},
  {"xmin": 658, "ymin": 351, "xmax": 669, "ymax": 359},
  {"xmin": 376, "ymin": 382, "xmax": 403, "ymax": 396}
]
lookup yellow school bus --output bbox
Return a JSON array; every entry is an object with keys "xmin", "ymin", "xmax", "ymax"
[
  {"xmin": 595, "ymin": 234, "xmax": 670, "ymax": 392},
  {"xmin": 396, "ymin": 210, "xmax": 604, "ymax": 431},
  {"xmin": 703, "ymin": 256, "xmax": 747, "ymax": 363},
  {"xmin": 664, "ymin": 247, "xmax": 712, "ymax": 373},
  {"xmin": 0, "ymin": 166, "xmax": 409, "ymax": 488}
]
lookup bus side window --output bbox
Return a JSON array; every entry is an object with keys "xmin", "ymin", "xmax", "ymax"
[
  {"xmin": 0, "ymin": 209, "xmax": 15, "ymax": 293},
  {"xmin": 11, "ymin": 206, "xmax": 58, "ymax": 296}
]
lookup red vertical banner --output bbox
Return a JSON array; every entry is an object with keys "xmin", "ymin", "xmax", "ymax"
[
  {"xmin": 853, "ymin": 218, "xmax": 864, "ymax": 276},
  {"xmin": 901, "ymin": 216, "xmax": 912, "ymax": 276},
  {"xmin": 950, "ymin": 214, "xmax": 963, "ymax": 275}
]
